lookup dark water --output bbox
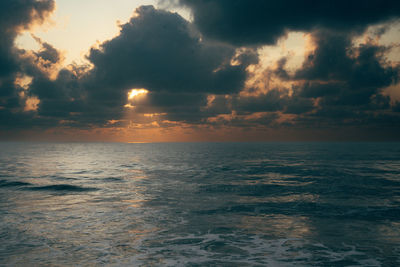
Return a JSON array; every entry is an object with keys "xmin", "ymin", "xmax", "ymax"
[{"xmin": 0, "ymin": 142, "xmax": 399, "ymax": 266}]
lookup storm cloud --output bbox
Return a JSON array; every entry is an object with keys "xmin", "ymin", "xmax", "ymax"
[{"xmin": 179, "ymin": 0, "xmax": 400, "ymax": 46}]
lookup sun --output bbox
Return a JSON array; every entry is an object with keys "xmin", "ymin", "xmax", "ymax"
[{"xmin": 128, "ymin": 88, "xmax": 148, "ymax": 99}]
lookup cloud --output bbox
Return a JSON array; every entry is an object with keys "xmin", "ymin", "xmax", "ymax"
[
  {"xmin": 277, "ymin": 29, "xmax": 400, "ymax": 128},
  {"xmin": 179, "ymin": 0, "xmax": 400, "ymax": 46},
  {"xmin": 294, "ymin": 30, "xmax": 398, "ymax": 104},
  {"xmin": 232, "ymin": 89, "xmax": 285, "ymax": 114},
  {"xmin": 130, "ymin": 91, "xmax": 209, "ymax": 123},
  {"xmin": 1, "ymin": 2, "xmax": 400, "ymax": 140},
  {"xmin": 86, "ymin": 6, "xmax": 248, "ymax": 95},
  {"xmin": 0, "ymin": 0, "xmax": 54, "ymax": 77},
  {"xmin": 80, "ymin": 5, "xmax": 252, "ymax": 124},
  {"xmin": 31, "ymin": 35, "xmax": 62, "ymax": 67},
  {"xmin": 207, "ymin": 27, "xmax": 400, "ymax": 130},
  {"xmin": 0, "ymin": 0, "xmax": 55, "ymax": 129},
  {"xmin": 1, "ymin": 5, "xmax": 254, "ymax": 129}
]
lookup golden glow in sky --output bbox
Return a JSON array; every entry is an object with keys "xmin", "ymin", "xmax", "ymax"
[
  {"xmin": 15, "ymin": 0, "xmax": 190, "ymax": 65},
  {"xmin": 128, "ymin": 88, "xmax": 149, "ymax": 99}
]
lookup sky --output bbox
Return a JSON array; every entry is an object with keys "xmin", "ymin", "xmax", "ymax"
[{"xmin": 1, "ymin": 0, "xmax": 400, "ymax": 142}]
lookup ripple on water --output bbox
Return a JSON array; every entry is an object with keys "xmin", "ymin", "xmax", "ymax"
[{"xmin": 25, "ymin": 184, "xmax": 98, "ymax": 192}]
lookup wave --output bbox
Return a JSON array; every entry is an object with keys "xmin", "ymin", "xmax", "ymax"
[
  {"xmin": 0, "ymin": 179, "xmax": 32, "ymax": 188},
  {"xmin": 0, "ymin": 179, "xmax": 97, "ymax": 192},
  {"xmin": 26, "ymin": 184, "xmax": 98, "ymax": 192}
]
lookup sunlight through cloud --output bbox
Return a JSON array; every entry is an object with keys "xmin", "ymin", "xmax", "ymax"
[{"xmin": 128, "ymin": 88, "xmax": 148, "ymax": 99}]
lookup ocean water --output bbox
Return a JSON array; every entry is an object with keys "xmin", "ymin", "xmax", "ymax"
[{"xmin": 0, "ymin": 142, "xmax": 399, "ymax": 266}]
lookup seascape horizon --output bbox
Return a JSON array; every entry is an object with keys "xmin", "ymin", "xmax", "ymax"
[{"xmin": 2, "ymin": 0, "xmax": 400, "ymax": 265}]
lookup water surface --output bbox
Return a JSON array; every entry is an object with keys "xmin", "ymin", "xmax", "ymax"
[{"xmin": 0, "ymin": 142, "xmax": 399, "ymax": 266}]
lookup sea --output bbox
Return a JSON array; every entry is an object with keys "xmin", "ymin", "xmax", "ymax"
[{"xmin": 0, "ymin": 142, "xmax": 399, "ymax": 266}]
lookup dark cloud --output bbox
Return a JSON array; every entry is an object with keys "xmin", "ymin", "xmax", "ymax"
[
  {"xmin": 0, "ymin": 0, "xmax": 55, "ymax": 130},
  {"xmin": 295, "ymin": 31, "xmax": 353, "ymax": 81},
  {"xmin": 273, "ymin": 57, "xmax": 291, "ymax": 81},
  {"xmin": 0, "ymin": 0, "xmax": 54, "ymax": 30},
  {"xmin": 75, "ymin": 5, "xmax": 252, "ymax": 125},
  {"xmin": 233, "ymin": 48, "xmax": 259, "ymax": 66},
  {"xmin": 219, "ymin": 27, "xmax": 400, "ymax": 129},
  {"xmin": 283, "ymin": 95, "xmax": 315, "ymax": 115},
  {"xmin": 232, "ymin": 89, "xmax": 285, "ymax": 114},
  {"xmin": 294, "ymin": 30, "xmax": 398, "ymax": 106},
  {"xmin": 393, "ymin": 100, "xmax": 400, "ymax": 112},
  {"xmin": 131, "ymin": 91, "xmax": 209, "ymax": 123},
  {"xmin": 204, "ymin": 95, "xmax": 232, "ymax": 117},
  {"xmin": 32, "ymin": 36, "xmax": 61, "ymax": 66},
  {"xmin": 87, "ymin": 6, "xmax": 248, "ymax": 96},
  {"xmin": 298, "ymin": 82, "xmax": 343, "ymax": 98},
  {"xmin": 295, "ymin": 31, "xmax": 398, "ymax": 89},
  {"xmin": 0, "ymin": 0, "xmax": 54, "ymax": 78},
  {"xmin": 281, "ymin": 29, "xmax": 400, "ymax": 128},
  {"xmin": 179, "ymin": 0, "xmax": 400, "ymax": 46}
]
